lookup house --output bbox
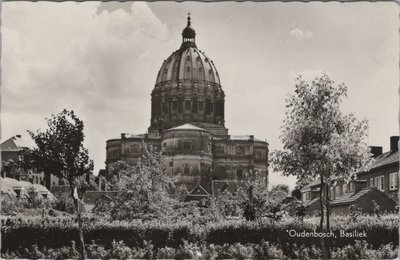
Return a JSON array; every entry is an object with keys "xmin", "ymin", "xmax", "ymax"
[
  {"xmin": 300, "ymin": 136, "xmax": 398, "ymax": 215},
  {"xmin": 357, "ymin": 136, "xmax": 399, "ymax": 204},
  {"xmin": 1, "ymin": 135, "xmax": 64, "ymax": 190}
]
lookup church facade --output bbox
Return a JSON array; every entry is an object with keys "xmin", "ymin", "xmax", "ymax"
[{"xmin": 104, "ymin": 16, "xmax": 269, "ymax": 194}]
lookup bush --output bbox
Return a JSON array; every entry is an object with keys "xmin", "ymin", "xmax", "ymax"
[
  {"xmin": 2, "ymin": 214, "xmax": 398, "ymax": 256},
  {"xmin": 2, "ymin": 240, "xmax": 397, "ymax": 259}
]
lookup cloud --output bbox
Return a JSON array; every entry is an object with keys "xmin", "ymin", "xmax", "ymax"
[
  {"xmin": 2, "ymin": 2, "xmax": 168, "ymax": 173},
  {"xmin": 289, "ymin": 28, "xmax": 314, "ymax": 39}
]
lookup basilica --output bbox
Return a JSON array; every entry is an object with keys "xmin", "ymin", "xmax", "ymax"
[{"xmin": 104, "ymin": 16, "xmax": 269, "ymax": 197}]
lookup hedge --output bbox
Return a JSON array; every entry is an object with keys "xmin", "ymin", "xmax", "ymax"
[{"xmin": 2, "ymin": 216, "xmax": 398, "ymax": 253}]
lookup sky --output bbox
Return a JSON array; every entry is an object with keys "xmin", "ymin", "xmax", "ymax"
[{"xmin": 2, "ymin": 2, "xmax": 398, "ymax": 189}]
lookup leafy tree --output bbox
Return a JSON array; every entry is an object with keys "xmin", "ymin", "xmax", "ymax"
[
  {"xmin": 23, "ymin": 109, "xmax": 93, "ymax": 259},
  {"xmin": 291, "ymin": 186, "xmax": 302, "ymax": 200},
  {"xmin": 237, "ymin": 170, "xmax": 271, "ymax": 221},
  {"xmin": 271, "ymin": 74, "xmax": 372, "ymax": 231},
  {"xmin": 3, "ymin": 159, "xmax": 29, "ymax": 180},
  {"xmin": 98, "ymin": 146, "xmax": 180, "ymax": 221},
  {"xmin": 270, "ymin": 184, "xmax": 290, "ymax": 195}
]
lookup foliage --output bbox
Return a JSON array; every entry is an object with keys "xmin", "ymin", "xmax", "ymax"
[
  {"xmin": 237, "ymin": 170, "xmax": 270, "ymax": 220},
  {"xmin": 270, "ymin": 184, "xmax": 290, "ymax": 194},
  {"xmin": 52, "ymin": 191, "xmax": 77, "ymax": 214},
  {"xmin": 271, "ymin": 74, "xmax": 373, "ymax": 229},
  {"xmin": 2, "ymin": 214, "xmax": 397, "ymax": 254},
  {"xmin": 22, "ymin": 109, "xmax": 94, "ymax": 258},
  {"xmin": 23, "ymin": 109, "xmax": 94, "ymax": 185},
  {"xmin": 271, "ymin": 73, "xmax": 372, "ymax": 184},
  {"xmin": 2, "ymin": 239, "xmax": 397, "ymax": 259},
  {"xmin": 2, "ymin": 159, "xmax": 29, "ymax": 180},
  {"xmin": 93, "ymin": 146, "xmax": 180, "ymax": 221}
]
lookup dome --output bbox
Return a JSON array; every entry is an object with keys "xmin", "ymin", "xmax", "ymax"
[
  {"xmin": 149, "ymin": 14, "xmax": 226, "ymax": 135},
  {"xmin": 155, "ymin": 47, "xmax": 221, "ymax": 85},
  {"xmin": 155, "ymin": 14, "xmax": 220, "ymax": 86}
]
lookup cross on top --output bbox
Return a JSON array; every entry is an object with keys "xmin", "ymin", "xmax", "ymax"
[{"xmin": 187, "ymin": 12, "xmax": 191, "ymax": 26}]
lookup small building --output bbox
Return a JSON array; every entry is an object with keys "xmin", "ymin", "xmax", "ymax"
[
  {"xmin": 300, "ymin": 137, "xmax": 399, "ymax": 215},
  {"xmin": 301, "ymin": 177, "xmax": 395, "ymax": 215},
  {"xmin": 1, "ymin": 135, "xmax": 61, "ymax": 189},
  {"xmin": 357, "ymin": 136, "xmax": 399, "ymax": 204}
]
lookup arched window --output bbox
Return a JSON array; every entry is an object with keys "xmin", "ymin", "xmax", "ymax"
[
  {"xmin": 237, "ymin": 169, "xmax": 243, "ymax": 180},
  {"xmin": 184, "ymin": 165, "xmax": 190, "ymax": 175}
]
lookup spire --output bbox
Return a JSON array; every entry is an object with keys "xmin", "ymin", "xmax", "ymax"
[
  {"xmin": 181, "ymin": 12, "xmax": 196, "ymax": 49},
  {"xmin": 187, "ymin": 12, "xmax": 191, "ymax": 27}
]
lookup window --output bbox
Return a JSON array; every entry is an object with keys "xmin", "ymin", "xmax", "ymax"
[
  {"xmin": 236, "ymin": 146, "xmax": 245, "ymax": 154},
  {"xmin": 183, "ymin": 141, "xmax": 191, "ymax": 151},
  {"xmin": 348, "ymin": 182, "xmax": 354, "ymax": 192},
  {"xmin": 369, "ymin": 178, "xmax": 374, "ymax": 188},
  {"xmin": 375, "ymin": 176, "xmax": 385, "ymax": 191},
  {"xmin": 335, "ymin": 185, "xmax": 341, "ymax": 198},
  {"xmin": 129, "ymin": 145, "xmax": 138, "ymax": 153},
  {"xmin": 172, "ymin": 101, "xmax": 177, "ymax": 111},
  {"xmin": 169, "ymin": 161, "xmax": 173, "ymax": 168},
  {"xmin": 389, "ymin": 172, "xmax": 398, "ymax": 191},
  {"xmin": 184, "ymin": 165, "xmax": 190, "ymax": 175},
  {"xmin": 185, "ymin": 100, "xmax": 191, "ymax": 111},
  {"xmin": 330, "ymin": 187, "xmax": 335, "ymax": 200},
  {"xmin": 162, "ymin": 102, "xmax": 168, "ymax": 114},
  {"xmin": 342, "ymin": 183, "xmax": 347, "ymax": 194},
  {"xmin": 198, "ymin": 101, "xmax": 204, "ymax": 112},
  {"xmin": 237, "ymin": 169, "xmax": 243, "ymax": 179},
  {"xmin": 255, "ymin": 152, "xmax": 261, "ymax": 159}
]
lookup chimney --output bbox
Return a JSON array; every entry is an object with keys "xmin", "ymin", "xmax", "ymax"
[
  {"xmin": 390, "ymin": 136, "xmax": 399, "ymax": 153},
  {"xmin": 369, "ymin": 146, "xmax": 383, "ymax": 157}
]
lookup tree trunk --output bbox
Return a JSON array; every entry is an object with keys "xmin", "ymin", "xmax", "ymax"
[
  {"xmin": 69, "ymin": 180, "xmax": 86, "ymax": 259},
  {"xmin": 325, "ymin": 183, "xmax": 331, "ymax": 259},
  {"xmin": 326, "ymin": 183, "xmax": 330, "ymax": 231},
  {"xmin": 319, "ymin": 176, "xmax": 327, "ymax": 260},
  {"xmin": 319, "ymin": 176, "xmax": 324, "ymax": 231}
]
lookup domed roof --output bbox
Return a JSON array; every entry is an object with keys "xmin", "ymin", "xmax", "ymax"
[
  {"xmin": 156, "ymin": 48, "xmax": 221, "ymax": 85},
  {"xmin": 155, "ymin": 14, "xmax": 221, "ymax": 86}
]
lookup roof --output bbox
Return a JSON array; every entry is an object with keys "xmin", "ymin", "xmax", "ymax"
[
  {"xmin": 301, "ymin": 179, "xmax": 321, "ymax": 192},
  {"xmin": 155, "ymin": 46, "xmax": 221, "ymax": 85},
  {"xmin": 304, "ymin": 197, "xmax": 319, "ymax": 208},
  {"xmin": 0, "ymin": 135, "xmax": 35, "ymax": 151},
  {"xmin": 211, "ymin": 180, "xmax": 245, "ymax": 196},
  {"xmin": 369, "ymin": 151, "xmax": 399, "ymax": 171},
  {"xmin": 1, "ymin": 177, "xmax": 56, "ymax": 201},
  {"xmin": 271, "ymin": 191, "xmax": 288, "ymax": 203},
  {"xmin": 189, "ymin": 184, "xmax": 210, "ymax": 196},
  {"xmin": 83, "ymin": 191, "xmax": 119, "ymax": 205},
  {"xmin": 330, "ymin": 188, "xmax": 374, "ymax": 206},
  {"xmin": 168, "ymin": 123, "xmax": 206, "ymax": 131}
]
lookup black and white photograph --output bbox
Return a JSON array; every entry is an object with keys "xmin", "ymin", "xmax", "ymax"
[{"xmin": 1, "ymin": 1, "xmax": 398, "ymax": 259}]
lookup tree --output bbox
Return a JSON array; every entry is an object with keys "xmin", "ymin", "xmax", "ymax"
[
  {"xmin": 237, "ymin": 170, "xmax": 271, "ymax": 221},
  {"xmin": 270, "ymin": 184, "xmax": 290, "ymax": 195},
  {"xmin": 23, "ymin": 109, "xmax": 93, "ymax": 259},
  {"xmin": 271, "ymin": 74, "xmax": 372, "ymax": 231},
  {"xmin": 98, "ymin": 146, "xmax": 180, "ymax": 221},
  {"xmin": 291, "ymin": 186, "xmax": 302, "ymax": 200}
]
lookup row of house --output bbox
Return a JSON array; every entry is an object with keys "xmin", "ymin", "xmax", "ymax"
[{"xmin": 300, "ymin": 136, "xmax": 399, "ymax": 215}]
